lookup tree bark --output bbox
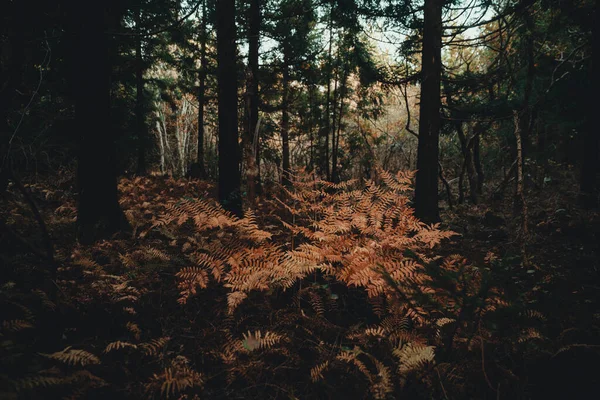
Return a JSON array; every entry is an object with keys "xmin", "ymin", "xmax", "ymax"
[
  {"xmin": 281, "ymin": 58, "xmax": 291, "ymax": 187},
  {"xmin": 195, "ymin": 0, "xmax": 208, "ymax": 179},
  {"xmin": 330, "ymin": 48, "xmax": 339, "ymax": 183},
  {"xmin": 216, "ymin": 0, "xmax": 242, "ymax": 215},
  {"xmin": 243, "ymin": 0, "xmax": 260, "ymax": 203},
  {"xmin": 456, "ymin": 122, "xmax": 478, "ymax": 204},
  {"xmin": 135, "ymin": 7, "xmax": 148, "ymax": 176},
  {"xmin": 0, "ymin": 0, "xmax": 26, "ymax": 168},
  {"xmin": 72, "ymin": 0, "xmax": 128, "ymax": 243},
  {"xmin": 519, "ymin": 10, "xmax": 535, "ymax": 159},
  {"xmin": 322, "ymin": 14, "xmax": 333, "ymax": 181},
  {"xmin": 332, "ymin": 58, "xmax": 348, "ymax": 183},
  {"xmin": 513, "ymin": 110, "xmax": 528, "ymax": 235},
  {"xmin": 458, "ymin": 161, "xmax": 466, "ymax": 204},
  {"xmin": 415, "ymin": 0, "xmax": 443, "ymax": 223},
  {"xmin": 580, "ymin": 0, "xmax": 598, "ymax": 208},
  {"xmin": 473, "ymin": 133, "xmax": 484, "ymax": 194}
]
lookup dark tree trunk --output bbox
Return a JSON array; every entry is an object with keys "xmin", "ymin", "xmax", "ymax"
[
  {"xmin": 415, "ymin": 0, "xmax": 443, "ymax": 223},
  {"xmin": 519, "ymin": 11, "xmax": 535, "ymax": 159},
  {"xmin": 135, "ymin": 8, "xmax": 147, "ymax": 176},
  {"xmin": 195, "ymin": 0, "xmax": 208, "ymax": 179},
  {"xmin": 439, "ymin": 161, "xmax": 453, "ymax": 209},
  {"xmin": 513, "ymin": 111, "xmax": 528, "ymax": 234},
  {"xmin": 308, "ymin": 84, "xmax": 316, "ymax": 172},
  {"xmin": 330, "ymin": 49, "xmax": 339, "ymax": 183},
  {"xmin": 329, "ymin": 92, "xmax": 337, "ymax": 182},
  {"xmin": 216, "ymin": 0, "xmax": 242, "ymax": 215},
  {"xmin": 0, "ymin": 1, "xmax": 26, "ymax": 167},
  {"xmin": 243, "ymin": 0, "xmax": 260, "ymax": 203},
  {"xmin": 580, "ymin": 0, "xmax": 598, "ymax": 208},
  {"xmin": 281, "ymin": 58, "xmax": 291, "ymax": 187},
  {"xmin": 473, "ymin": 133, "xmax": 484, "ymax": 194},
  {"xmin": 332, "ymin": 65, "xmax": 347, "ymax": 184},
  {"xmin": 456, "ymin": 122, "xmax": 477, "ymax": 204},
  {"xmin": 458, "ymin": 162, "xmax": 466, "ymax": 204},
  {"xmin": 322, "ymin": 15, "xmax": 333, "ymax": 181},
  {"xmin": 72, "ymin": 1, "xmax": 128, "ymax": 243}
]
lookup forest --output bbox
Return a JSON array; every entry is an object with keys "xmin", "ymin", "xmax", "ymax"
[{"xmin": 0, "ymin": 0, "xmax": 598, "ymax": 398}]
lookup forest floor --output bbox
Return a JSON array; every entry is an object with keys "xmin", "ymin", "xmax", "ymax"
[
  {"xmin": 440, "ymin": 168, "xmax": 600, "ymax": 399},
  {"xmin": 1, "ymin": 167, "xmax": 599, "ymax": 400}
]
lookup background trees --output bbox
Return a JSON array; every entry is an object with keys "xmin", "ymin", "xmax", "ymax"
[
  {"xmin": 1, "ymin": 1, "xmax": 598, "ymax": 399},
  {"xmin": 216, "ymin": 0, "xmax": 242, "ymax": 215},
  {"xmin": 414, "ymin": 0, "xmax": 444, "ymax": 222},
  {"xmin": 0, "ymin": 0, "xmax": 597, "ymax": 231}
]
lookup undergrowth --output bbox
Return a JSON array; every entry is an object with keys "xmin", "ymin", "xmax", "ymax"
[{"xmin": 1, "ymin": 169, "xmax": 598, "ymax": 399}]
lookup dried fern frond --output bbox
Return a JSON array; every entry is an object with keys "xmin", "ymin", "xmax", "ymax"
[
  {"xmin": 40, "ymin": 347, "xmax": 100, "ymax": 367},
  {"xmin": 176, "ymin": 267, "xmax": 209, "ymax": 304},
  {"xmin": 2, "ymin": 319, "xmax": 34, "ymax": 332},
  {"xmin": 522, "ymin": 309, "xmax": 546, "ymax": 321},
  {"xmin": 518, "ymin": 328, "xmax": 545, "ymax": 343},
  {"xmin": 370, "ymin": 358, "xmax": 393, "ymax": 400},
  {"xmin": 126, "ymin": 322, "xmax": 141, "ymax": 340},
  {"xmin": 14, "ymin": 376, "xmax": 63, "ymax": 391},
  {"xmin": 394, "ymin": 343, "xmax": 435, "ymax": 374},
  {"xmin": 32, "ymin": 289, "xmax": 56, "ymax": 310},
  {"xmin": 141, "ymin": 337, "xmax": 171, "ymax": 356},
  {"xmin": 147, "ymin": 361, "xmax": 203, "ymax": 399},
  {"xmin": 336, "ymin": 348, "xmax": 373, "ymax": 381},
  {"xmin": 310, "ymin": 361, "xmax": 330, "ymax": 382},
  {"xmin": 364, "ymin": 327, "xmax": 386, "ymax": 338},
  {"xmin": 104, "ymin": 341, "xmax": 138, "ymax": 353},
  {"xmin": 435, "ymin": 318, "xmax": 456, "ymax": 327},
  {"xmin": 241, "ymin": 330, "xmax": 284, "ymax": 352}
]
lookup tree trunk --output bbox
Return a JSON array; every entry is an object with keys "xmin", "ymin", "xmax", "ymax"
[
  {"xmin": 135, "ymin": 7, "xmax": 147, "ymax": 176},
  {"xmin": 195, "ymin": 0, "xmax": 208, "ymax": 179},
  {"xmin": 439, "ymin": 161, "xmax": 453, "ymax": 209},
  {"xmin": 473, "ymin": 133, "xmax": 484, "ymax": 194},
  {"xmin": 458, "ymin": 162, "xmax": 466, "ymax": 204},
  {"xmin": 329, "ymin": 45, "xmax": 340, "ymax": 183},
  {"xmin": 243, "ymin": 0, "xmax": 260, "ymax": 203},
  {"xmin": 414, "ymin": 0, "xmax": 443, "ymax": 223},
  {"xmin": 519, "ymin": 11, "xmax": 536, "ymax": 159},
  {"xmin": 281, "ymin": 58, "xmax": 291, "ymax": 187},
  {"xmin": 332, "ymin": 57, "xmax": 348, "ymax": 184},
  {"xmin": 216, "ymin": 0, "xmax": 242, "ymax": 215},
  {"xmin": 513, "ymin": 110, "xmax": 528, "ymax": 235},
  {"xmin": 0, "ymin": 1, "xmax": 25, "ymax": 168},
  {"xmin": 308, "ymin": 84, "xmax": 316, "ymax": 172},
  {"xmin": 580, "ymin": 1, "xmax": 598, "ymax": 208},
  {"xmin": 456, "ymin": 122, "xmax": 478, "ymax": 204},
  {"xmin": 72, "ymin": 0, "xmax": 128, "ymax": 243},
  {"xmin": 156, "ymin": 118, "xmax": 166, "ymax": 174},
  {"xmin": 322, "ymin": 13, "xmax": 333, "ymax": 181}
]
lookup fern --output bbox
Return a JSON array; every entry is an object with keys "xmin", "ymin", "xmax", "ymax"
[
  {"xmin": 141, "ymin": 337, "xmax": 170, "ymax": 356},
  {"xmin": 393, "ymin": 343, "xmax": 436, "ymax": 374},
  {"xmin": 14, "ymin": 376, "xmax": 63, "ymax": 391},
  {"xmin": 40, "ymin": 347, "xmax": 100, "ymax": 367},
  {"xmin": 2, "ymin": 319, "xmax": 33, "ymax": 332},
  {"xmin": 146, "ymin": 357, "xmax": 203, "ymax": 399},
  {"xmin": 104, "ymin": 341, "xmax": 138, "ymax": 353},
  {"xmin": 310, "ymin": 361, "xmax": 330, "ymax": 382},
  {"xmin": 241, "ymin": 330, "xmax": 284, "ymax": 352}
]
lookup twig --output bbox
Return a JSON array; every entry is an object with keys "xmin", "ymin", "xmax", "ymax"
[
  {"xmin": 439, "ymin": 161, "xmax": 454, "ymax": 209},
  {"xmin": 491, "ymin": 158, "xmax": 517, "ymax": 199},
  {"xmin": 436, "ymin": 366, "xmax": 450, "ymax": 400},
  {"xmin": 3, "ymin": 34, "xmax": 51, "ymax": 167},
  {"xmin": 9, "ymin": 171, "xmax": 56, "ymax": 272},
  {"xmin": 479, "ymin": 336, "xmax": 497, "ymax": 393},
  {"xmin": 107, "ymin": 0, "xmax": 202, "ymax": 37}
]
